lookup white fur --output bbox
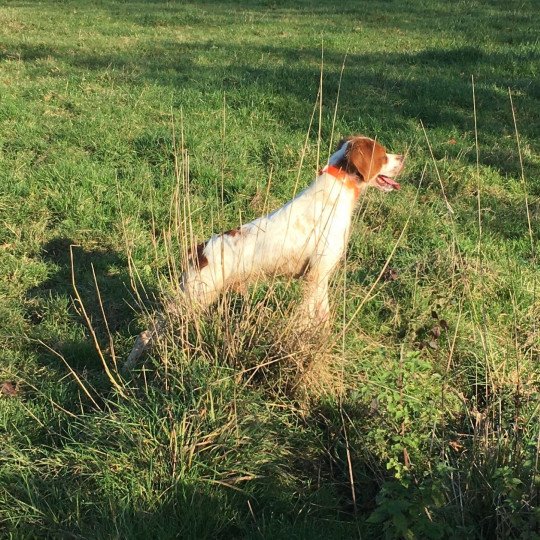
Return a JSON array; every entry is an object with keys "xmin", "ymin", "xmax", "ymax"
[{"xmin": 183, "ymin": 168, "xmax": 356, "ymax": 317}]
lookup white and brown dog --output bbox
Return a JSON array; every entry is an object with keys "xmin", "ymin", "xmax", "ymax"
[{"xmin": 125, "ymin": 135, "xmax": 404, "ymax": 369}]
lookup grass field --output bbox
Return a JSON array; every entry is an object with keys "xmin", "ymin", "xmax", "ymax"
[{"xmin": 1, "ymin": 0, "xmax": 539, "ymax": 537}]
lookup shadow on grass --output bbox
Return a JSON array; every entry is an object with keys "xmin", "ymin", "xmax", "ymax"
[
  {"xmin": 2, "ymin": 392, "xmax": 383, "ymax": 538},
  {"xmin": 3, "ymin": 468, "xmax": 361, "ymax": 538},
  {"xmin": 25, "ymin": 237, "xmax": 149, "ymax": 374},
  {"xmin": 9, "ymin": 33, "xmax": 538, "ymax": 183}
]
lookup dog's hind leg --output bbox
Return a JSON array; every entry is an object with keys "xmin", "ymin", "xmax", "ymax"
[
  {"xmin": 123, "ymin": 328, "xmax": 154, "ymax": 372},
  {"xmin": 123, "ymin": 270, "xmax": 222, "ymax": 372}
]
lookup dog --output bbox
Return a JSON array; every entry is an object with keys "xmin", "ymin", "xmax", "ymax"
[{"xmin": 124, "ymin": 135, "xmax": 404, "ymax": 369}]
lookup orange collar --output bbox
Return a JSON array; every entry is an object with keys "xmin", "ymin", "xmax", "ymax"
[{"xmin": 322, "ymin": 165, "xmax": 361, "ymax": 199}]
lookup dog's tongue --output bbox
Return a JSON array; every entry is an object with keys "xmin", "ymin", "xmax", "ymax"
[{"xmin": 379, "ymin": 175, "xmax": 401, "ymax": 190}]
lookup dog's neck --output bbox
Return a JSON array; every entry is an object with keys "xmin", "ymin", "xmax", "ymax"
[
  {"xmin": 320, "ymin": 164, "xmax": 361, "ymax": 199},
  {"xmin": 320, "ymin": 142, "xmax": 361, "ymax": 199}
]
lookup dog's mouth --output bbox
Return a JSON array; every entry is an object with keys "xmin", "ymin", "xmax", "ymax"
[{"xmin": 375, "ymin": 174, "xmax": 401, "ymax": 192}]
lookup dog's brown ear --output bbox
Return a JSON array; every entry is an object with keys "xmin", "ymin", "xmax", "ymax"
[{"xmin": 347, "ymin": 138, "xmax": 386, "ymax": 181}]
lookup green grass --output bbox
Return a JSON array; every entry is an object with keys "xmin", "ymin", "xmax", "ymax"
[{"xmin": 1, "ymin": 0, "xmax": 539, "ymax": 537}]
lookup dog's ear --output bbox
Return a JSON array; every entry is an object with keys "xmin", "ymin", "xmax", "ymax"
[{"xmin": 346, "ymin": 138, "xmax": 386, "ymax": 181}]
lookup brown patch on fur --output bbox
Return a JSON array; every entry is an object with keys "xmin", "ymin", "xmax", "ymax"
[
  {"xmin": 189, "ymin": 242, "xmax": 208, "ymax": 270},
  {"xmin": 294, "ymin": 258, "xmax": 311, "ymax": 278},
  {"xmin": 335, "ymin": 136, "xmax": 387, "ymax": 181},
  {"xmin": 224, "ymin": 227, "xmax": 242, "ymax": 237}
]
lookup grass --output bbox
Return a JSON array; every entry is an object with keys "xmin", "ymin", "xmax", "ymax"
[{"xmin": 1, "ymin": 0, "xmax": 539, "ymax": 537}]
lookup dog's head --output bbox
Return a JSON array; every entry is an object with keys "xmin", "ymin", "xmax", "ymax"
[{"xmin": 330, "ymin": 136, "xmax": 404, "ymax": 191}]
